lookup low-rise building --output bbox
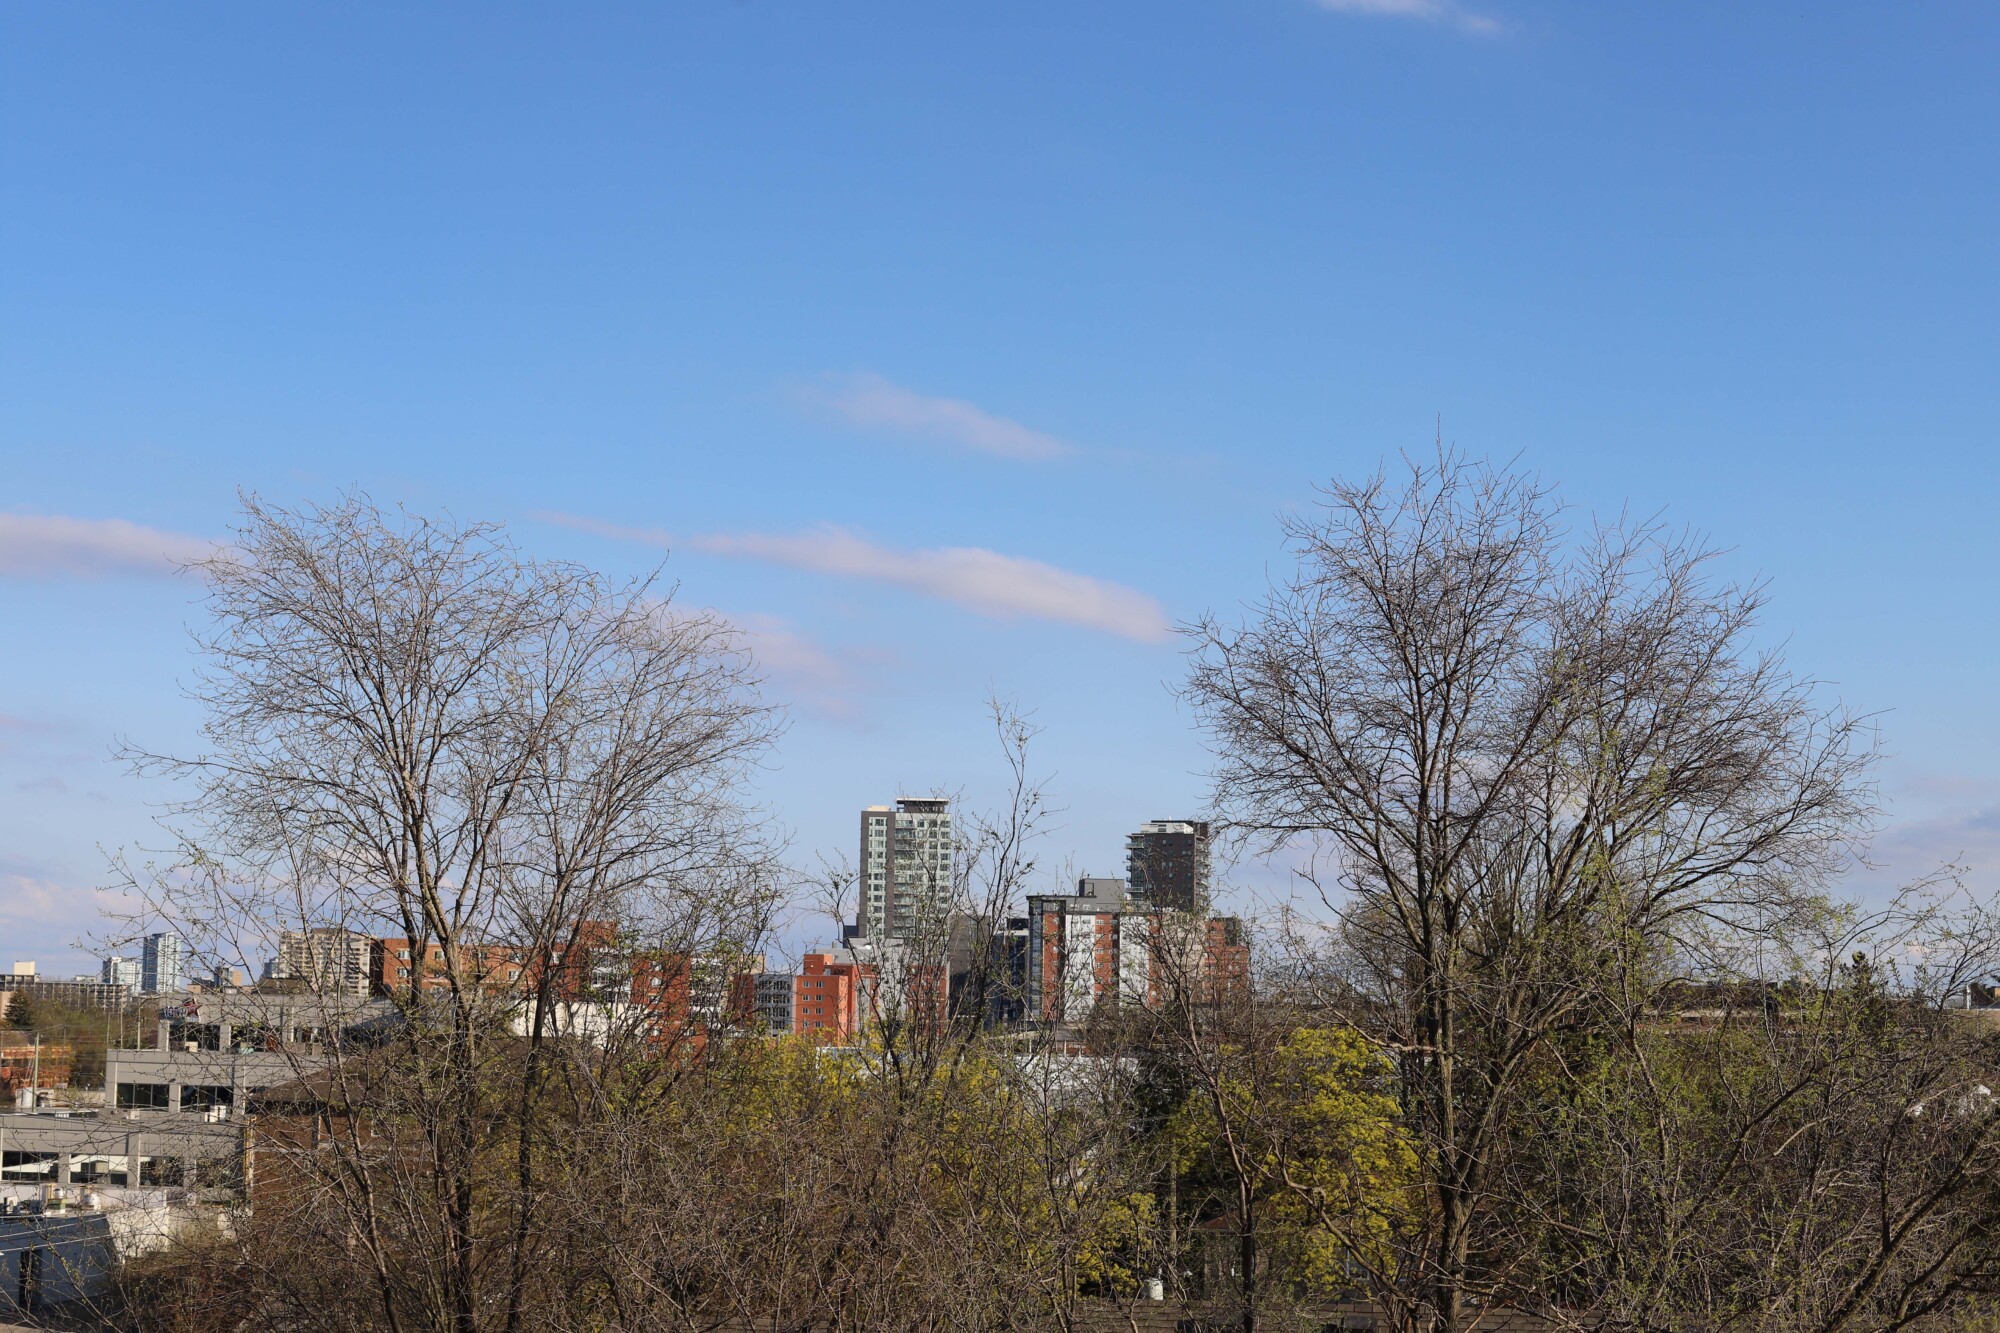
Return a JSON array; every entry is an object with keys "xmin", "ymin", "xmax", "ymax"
[
  {"xmin": 0, "ymin": 1109, "xmax": 243, "ymax": 1191},
  {"xmin": 106, "ymin": 994, "xmax": 396, "ymax": 1117},
  {"xmin": 1, "ymin": 963, "xmax": 130, "ymax": 1014},
  {"xmin": 0, "ymin": 1188, "xmax": 223, "ymax": 1320},
  {"xmin": 373, "ymin": 937, "xmax": 525, "ymax": 997},
  {"xmin": 0, "ymin": 1043, "xmax": 74, "ymax": 1101}
]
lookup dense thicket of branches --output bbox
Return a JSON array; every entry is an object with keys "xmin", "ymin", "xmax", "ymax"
[
  {"xmin": 114, "ymin": 496, "xmax": 782, "ymax": 1333},
  {"xmin": 91, "ymin": 478, "xmax": 2000, "ymax": 1333}
]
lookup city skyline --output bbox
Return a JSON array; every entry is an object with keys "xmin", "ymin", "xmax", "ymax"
[{"xmin": 6, "ymin": 4, "xmax": 2000, "ymax": 976}]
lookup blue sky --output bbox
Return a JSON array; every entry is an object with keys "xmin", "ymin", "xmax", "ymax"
[{"xmin": 3, "ymin": 2, "xmax": 1997, "ymax": 976}]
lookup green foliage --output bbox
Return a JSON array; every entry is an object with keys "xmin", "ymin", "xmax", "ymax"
[
  {"xmin": 1163, "ymin": 1025, "xmax": 1417, "ymax": 1297},
  {"xmin": 1076, "ymin": 1190, "xmax": 1159, "ymax": 1297},
  {"xmin": 1262, "ymin": 1026, "xmax": 1418, "ymax": 1281}
]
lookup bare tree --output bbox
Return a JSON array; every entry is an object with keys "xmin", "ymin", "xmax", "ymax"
[
  {"xmin": 116, "ymin": 494, "xmax": 781, "ymax": 1333},
  {"xmin": 1182, "ymin": 453, "xmax": 1876, "ymax": 1331}
]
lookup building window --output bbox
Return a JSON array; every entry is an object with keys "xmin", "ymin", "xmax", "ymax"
[
  {"xmin": 116, "ymin": 1082, "xmax": 171, "ymax": 1110},
  {"xmin": 181, "ymin": 1085, "xmax": 234, "ymax": 1112}
]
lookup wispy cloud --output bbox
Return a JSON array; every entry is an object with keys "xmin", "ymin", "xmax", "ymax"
[
  {"xmin": 1871, "ymin": 798, "xmax": 2000, "ymax": 889},
  {"xmin": 538, "ymin": 512, "xmax": 1171, "ymax": 643},
  {"xmin": 714, "ymin": 609, "xmax": 884, "ymax": 721},
  {"xmin": 1313, "ymin": 0, "xmax": 1500, "ymax": 36},
  {"xmin": 0, "ymin": 514, "xmax": 214, "ymax": 579},
  {"xmin": 804, "ymin": 373, "xmax": 1074, "ymax": 462},
  {"xmin": 0, "ymin": 856, "xmax": 96, "ymax": 933}
]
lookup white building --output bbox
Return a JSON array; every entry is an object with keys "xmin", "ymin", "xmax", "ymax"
[
  {"xmin": 271, "ymin": 929, "xmax": 374, "ymax": 997},
  {"xmin": 141, "ymin": 934, "xmax": 184, "ymax": 995},
  {"xmin": 857, "ymin": 798, "xmax": 953, "ymax": 941}
]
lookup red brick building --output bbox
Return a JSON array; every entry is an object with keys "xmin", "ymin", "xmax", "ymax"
[{"xmin": 373, "ymin": 938, "xmax": 524, "ymax": 997}]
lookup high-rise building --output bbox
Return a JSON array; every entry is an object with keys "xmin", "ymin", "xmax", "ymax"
[
  {"xmin": 273, "ymin": 928, "xmax": 375, "ymax": 997},
  {"xmin": 744, "ymin": 973, "xmax": 795, "ymax": 1035},
  {"xmin": 1126, "ymin": 820, "xmax": 1212, "ymax": 912},
  {"xmin": 142, "ymin": 932, "xmax": 185, "ymax": 995},
  {"xmin": 857, "ymin": 798, "xmax": 953, "ymax": 940},
  {"xmin": 101, "ymin": 955, "xmax": 142, "ymax": 989}
]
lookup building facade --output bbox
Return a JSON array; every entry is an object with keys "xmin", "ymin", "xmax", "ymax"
[
  {"xmin": 1024, "ymin": 876, "xmax": 1247, "ymax": 1027},
  {"xmin": 271, "ymin": 929, "xmax": 375, "ymax": 997},
  {"xmin": 373, "ymin": 937, "xmax": 525, "ymax": 997},
  {"xmin": 0, "ymin": 971, "xmax": 130, "ymax": 1014},
  {"xmin": 101, "ymin": 956, "xmax": 141, "ymax": 990},
  {"xmin": 729, "ymin": 949, "xmax": 881, "ymax": 1044},
  {"xmin": 141, "ymin": 933, "xmax": 184, "ymax": 995},
  {"xmin": 104, "ymin": 993, "xmax": 396, "ymax": 1117},
  {"xmin": 1125, "ymin": 819, "xmax": 1212, "ymax": 912},
  {"xmin": 1026, "ymin": 877, "xmax": 1146, "ymax": 1025},
  {"xmin": 858, "ymin": 797, "xmax": 953, "ymax": 940}
]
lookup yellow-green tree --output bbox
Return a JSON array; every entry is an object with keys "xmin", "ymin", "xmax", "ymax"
[
  {"xmin": 1166, "ymin": 1024, "xmax": 1416, "ymax": 1300},
  {"xmin": 1261, "ymin": 1026, "xmax": 1417, "ymax": 1288}
]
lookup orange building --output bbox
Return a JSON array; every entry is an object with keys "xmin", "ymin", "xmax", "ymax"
[
  {"xmin": 727, "ymin": 950, "xmax": 883, "ymax": 1044},
  {"xmin": 1200, "ymin": 917, "xmax": 1251, "ymax": 1007},
  {"xmin": 539, "ymin": 920, "xmax": 623, "ymax": 1001},
  {"xmin": 792, "ymin": 953, "xmax": 858, "ymax": 1042},
  {"xmin": 373, "ymin": 938, "xmax": 525, "ymax": 997},
  {"xmin": 629, "ymin": 950, "xmax": 721, "ymax": 1043},
  {"xmin": 0, "ymin": 1041, "xmax": 74, "ymax": 1096}
]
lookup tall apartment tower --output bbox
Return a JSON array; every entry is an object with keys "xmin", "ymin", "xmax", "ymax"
[
  {"xmin": 101, "ymin": 955, "xmax": 141, "ymax": 989},
  {"xmin": 858, "ymin": 798, "xmax": 953, "ymax": 940},
  {"xmin": 274, "ymin": 928, "xmax": 375, "ymax": 996},
  {"xmin": 1125, "ymin": 820, "xmax": 1212, "ymax": 912},
  {"xmin": 141, "ymin": 932, "xmax": 184, "ymax": 995}
]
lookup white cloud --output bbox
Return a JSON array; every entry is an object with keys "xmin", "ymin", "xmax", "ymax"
[
  {"xmin": 0, "ymin": 514, "xmax": 214, "ymax": 579},
  {"xmin": 1313, "ymin": 0, "xmax": 1500, "ymax": 36},
  {"xmin": 713, "ymin": 610, "xmax": 882, "ymax": 722},
  {"xmin": 695, "ymin": 527, "xmax": 1170, "ymax": 642},
  {"xmin": 538, "ymin": 513, "xmax": 1171, "ymax": 643},
  {"xmin": 807, "ymin": 373, "xmax": 1073, "ymax": 462},
  {"xmin": 0, "ymin": 863, "xmax": 89, "ymax": 931},
  {"xmin": 0, "ymin": 873, "xmax": 65, "ymax": 927}
]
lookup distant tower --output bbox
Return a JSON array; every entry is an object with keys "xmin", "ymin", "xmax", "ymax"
[
  {"xmin": 101, "ymin": 955, "xmax": 141, "ymax": 989},
  {"xmin": 1125, "ymin": 820, "xmax": 1212, "ymax": 913},
  {"xmin": 274, "ymin": 928, "xmax": 374, "ymax": 997},
  {"xmin": 141, "ymin": 933, "xmax": 185, "ymax": 995},
  {"xmin": 858, "ymin": 798, "xmax": 953, "ymax": 940}
]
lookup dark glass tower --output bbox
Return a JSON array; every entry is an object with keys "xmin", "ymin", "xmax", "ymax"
[{"xmin": 1124, "ymin": 819, "xmax": 1211, "ymax": 912}]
